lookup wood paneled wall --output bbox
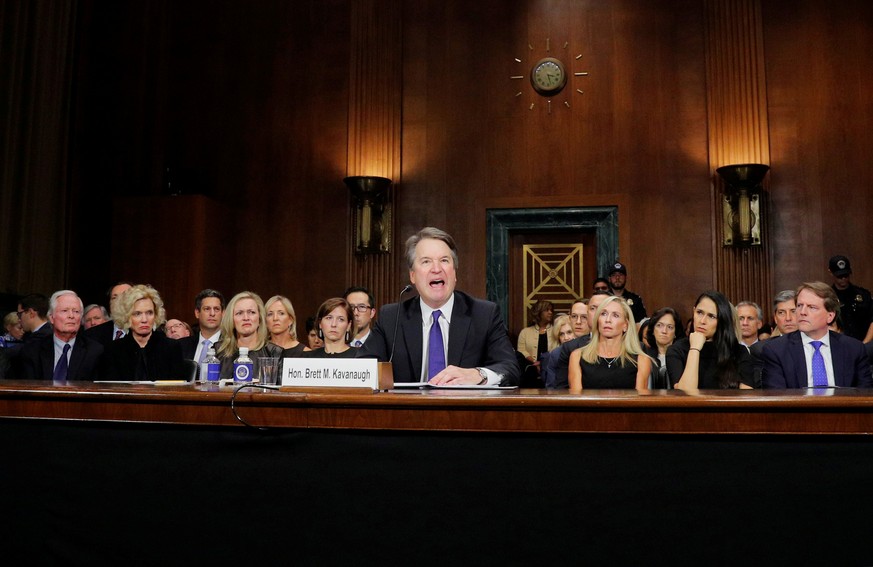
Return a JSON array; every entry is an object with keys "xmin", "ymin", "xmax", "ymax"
[
  {"xmin": 7, "ymin": 0, "xmax": 870, "ymax": 329},
  {"xmin": 705, "ymin": 0, "xmax": 772, "ymax": 311},
  {"xmin": 346, "ymin": 0, "xmax": 403, "ymax": 307}
]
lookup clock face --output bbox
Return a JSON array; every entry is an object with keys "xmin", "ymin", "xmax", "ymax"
[{"xmin": 530, "ymin": 57, "xmax": 567, "ymax": 96}]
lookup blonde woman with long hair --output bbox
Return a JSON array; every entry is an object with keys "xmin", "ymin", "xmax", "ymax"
[
  {"xmin": 568, "ymin": 296, "xmax": 652, "ymax": 391},
  {"xmin": 216, "ymin": 291, "xmax": 283, "ymax": 381}
]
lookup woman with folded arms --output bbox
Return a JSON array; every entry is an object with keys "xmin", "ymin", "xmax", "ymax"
[
  {"xmin": 568, "ymin": 296, "xmax": 652, "ymax": 391},
  {"xmin": 517, "ymin": 299, "xmax": 557, "ymax": 371},
  {"xmin": 265, "ymin": 295, "xmax": 308, "ymax": 357},
  {"xmin": 302, "ymin": 298, "xmax": 357, "ymax": 358},
  {"xmin": 667, "ymin": 290, "xmax": 754, "ymax": 390},
  {"xmin": 216, "ymin": 291, "xmax": 283, "ymax": 380},
  {"xmin": 101, "ymin": 285, "xmax": 187, "ymax": 381}
]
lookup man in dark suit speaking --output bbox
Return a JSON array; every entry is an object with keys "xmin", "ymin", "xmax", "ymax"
[
  {"xmin": 360, "ymin": 227, "xmax": 520, "ymax": 386},
  {"xmin": 761, "ymin": 281, "xmax": 872, "ymax": 388}
]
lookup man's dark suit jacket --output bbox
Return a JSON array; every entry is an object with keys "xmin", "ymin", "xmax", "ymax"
[
  {"xmin": 84, "ymin": 319, "xmax": 117, "ymax": 348},
  {"xmin": 760, "ymin": 330, "xmax": 873, "ymax": 388},
  {"xmin": 552, "ymin": 334, "xmax": 592, "ymax": 389},
  {"xmin": 179, "ymin": 335, "xmax": 199, "ymax": 360},
  {"xmin": 358, "ymin": 291, "xmax": 520, "ymax": 385},
  {"xmin": 18, "ymin": 333, "xmax": 104, "ymax": 381}
]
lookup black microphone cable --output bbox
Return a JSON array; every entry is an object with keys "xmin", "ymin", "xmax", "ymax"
[{"xmin": 230, "ymin": 382, "xmax": 282, "ymax": 431}]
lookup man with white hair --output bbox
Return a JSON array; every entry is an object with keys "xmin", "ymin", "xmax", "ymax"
[{"xmin": 18, "ymin": 290, "xmax": 104, "ymax": 382}]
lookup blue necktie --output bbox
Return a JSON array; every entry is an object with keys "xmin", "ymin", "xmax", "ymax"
[
  {"xmin": 53, "ymin": 343, "xmax": 71, "ymax": 382},
  {"xmin": 198, "ymin": 339, "xmax": 211, "ymax": 364},
  {"xmin": 428, "ymin": 310, "xmax": 446, "ymax": 380},
  {"xmin": 811, "ymin": 340, "xmax": 828, "ymax": 387}
]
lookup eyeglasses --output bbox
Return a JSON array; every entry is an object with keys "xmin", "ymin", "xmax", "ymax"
[
  {"xmin": 16, "ymin": 310, "xmax": 25, "ymax": 320},
  {"xmin": 351, "ymin": 304, "xmax": 372, "ymax": 313},
  {"xmin": 593, "ymin": 287, "xmax": 609, "ymax": 292}
]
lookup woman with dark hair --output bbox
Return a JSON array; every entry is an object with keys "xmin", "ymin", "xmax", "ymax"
[
  {"xmin": 305, "ymin": 316, "xmax": 324, "ymax": 350},
  {"xmin": 568, "ymin": 296, "xmax": 653, "ymax": 390},
  {"xmin": 643, "ymin": 307, "xmax": 685, "ymax": 389},
  {"xmin": 667, "ymin": 291, "xmax": 754, "ymax": 389},
  {"xmin": 302, "ymin": 298, "xmax": 357, "ymax": 358},
  {"xmin": 517, "ymin": 299, "xmax": 556, "ymax": 371}
]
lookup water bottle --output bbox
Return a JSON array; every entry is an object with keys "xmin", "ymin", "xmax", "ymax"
[
  {"xmin": 201, "ymin": 347, "xmax": 220, "ymax": 383},
  {"xmin": 233, "ymin": 347, "xmax": 254, "ymax": 383}
]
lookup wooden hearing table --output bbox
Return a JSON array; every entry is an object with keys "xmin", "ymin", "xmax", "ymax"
[{"xmin": 2, "ymin": 381, "xmax": 872, "ymax": 565}]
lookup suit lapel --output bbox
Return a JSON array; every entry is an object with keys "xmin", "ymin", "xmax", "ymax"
[
  {"xmin": 40, "ymin": 338, "xmax": 54, "ymax": 380},
  {"xmin": 68, "ymin": 339, "xmax": 86, "ymax": 380},
  {"xmin": 447, "ymin": 292, "xmax": 471, "ymax": 366},
  {"xmin": 401, "ymin": 300, "xmax": 424, "ymax": 379},
  {"xmin": 789, "ymin": 333, "xmax": 808, "ymax": 388},
  {"xmin": 829, "ymin": 332, "xmax": 848, "ymax": 386}
]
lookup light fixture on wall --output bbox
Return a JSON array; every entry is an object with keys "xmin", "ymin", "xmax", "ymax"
[
  {"xmin": 344, "ymin": 176, "xmax": 392, "ymax": 254},
  {"xmin": 716, "ymin": 163, "xmax": 769, "ymax": 247}
]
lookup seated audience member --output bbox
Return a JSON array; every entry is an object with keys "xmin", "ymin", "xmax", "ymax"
[
  {"xmin": 761, "ymin": 282, "xmax": 872, "ymax": 389},
  {"xmin": 344, "ymin": 286, "xmax": 376, "ymax": 347},
  {"xmin": 517, "ymin": 300, "xmax": 557, "ymax": 372},
  {"xmin": 302, "ymin": 298, "xmax": 357, "ymax": 358},
  {"xmin": 766, "ymin": 290, "xmax": 798, "ymax": 339},
  {"xmin": 541, "ymin": 314, "xmax": 575, "ymax": 388},
  {"xmin": 569, "ymin": 296, "xmax": 652, "ymax": 390},
  {"xmin": 265, "ymin": 295, "xmax": 308, "ymax": 356},
  {"xmin": 82, "ymin": 304, "xmax": 110, "ymax": 330},
  {"xmin": 749, "ymin": 290, "xmax": 798, "ymax": 385},
  {"xmin": 592, "ymin": 278, "xmax": 611, "ymax": 293},
  {"xmin": 667, "ymin": 291, "xmax": 754, "ymax": 389},
  {"xmin": 85, "ymin": 282, "xmax": 134, "ymax": 346},
  {"xmin": 100, "ymin": 285, "xmax": 187, "ymax": 381},
  {"xmin": 1, "ymin": 312, "xmax": 24, "ymax": 348},
  {"xmin": 644, "ymin": 307, "xmax": 685, "ymax": 388},
  {"xmin": 216, "ymin": 291, "xmax": 282, "ymax": 380},
  {"xmin": 180, "ymin": 289, "xmax": 225, "ymax": 364},
  {"xmin": 305, "ymin": 316, "xmax": 324, "ymax": 350},
  {"xmin": 553, "ymin": 291, "xmax": 612, "ymax": 388},
  {"xmin": 17, "ymin": 293, "xmax": 52, "ymax": 344},
  {"xmin": 19, "ymin": 290, "xmax": 103, "ymax": 381},
  {"xmin": 164, "ymin": 319, "xmax": 191, "ymax": 339},
  {"xmin": 569, "ymin": 299, "xmax": 590, "ymax": 338},
  {"xmin": 736, "ymin": 301, "xmax": 764, "ymax": 348}
]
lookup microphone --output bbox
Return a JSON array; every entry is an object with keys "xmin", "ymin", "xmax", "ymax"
[{"xmin": 389, "ymin": 285, "xmax": 413, "ymax": 362}]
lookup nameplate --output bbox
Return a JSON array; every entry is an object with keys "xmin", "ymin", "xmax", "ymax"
[{"xmin": 282, "ymin": 358, "xmax": 388, "ymax": 390}]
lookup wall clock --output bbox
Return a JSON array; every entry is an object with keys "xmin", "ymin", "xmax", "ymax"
[
  {"xmin": 510, "ymin": 39, "xmax": 590, "ymax": 113},
  {"xmin": 530, "ymin": 57, "xmax": 567, "ymax": 96}
]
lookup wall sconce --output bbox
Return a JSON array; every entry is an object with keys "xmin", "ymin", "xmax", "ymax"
[
  {"xmin": 716, "ymin": 163, "xmax": 769, "ymax": 247},
  {"xmin": 344, "ymin": 176, "xmax": 392, "ymax": 254}
]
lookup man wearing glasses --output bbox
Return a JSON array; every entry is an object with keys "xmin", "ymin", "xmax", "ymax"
[
  {"xmin": 344, "ymin": 286, "xmax": 376, "ymax": 347},
  {"xmin": 16, "ymin": 293, "xmax": 52, "ymax": 345}
]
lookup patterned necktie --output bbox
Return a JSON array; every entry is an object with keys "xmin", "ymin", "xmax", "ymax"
[
  {"xmin": 114, "ymin": 329, "xmax": 123, "ymax": 340},
  {"xmin": 53, "ymin": 343, "xmax": 71, "ymax": 382},
  {"xmin": 811, "ymin": 340, "xmax": 828, "ymax": 387},
  {"xmin": 353, "ymin": 340, "xmax": 363, "ymax": 348},
  {"xmin": 198, "ymin": 339, "xmax": 211, "ymax": 363},
  {"xmin": 427, "ymin": 310, "xmax": 446, "ymax": 380}
]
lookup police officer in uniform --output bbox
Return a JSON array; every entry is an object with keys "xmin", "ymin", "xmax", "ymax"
[
  {"xmin": 607, "ymin": 262, "xmax": 647, "ymax": 324},
  {"xmin": 829, "ymin": 255, "xmax": 873, "ymax": 342}
]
